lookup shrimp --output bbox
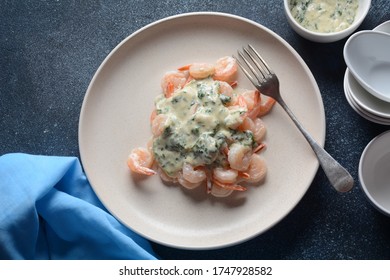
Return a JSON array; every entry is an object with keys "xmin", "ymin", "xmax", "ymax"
[
  {"xmin": 240, "ymin": 90, "xmax": 258, "ymax": 111},
  {"xmin": 224, "ymin": 93, "xmax": 248, "ymax": 129},
  {"xmin": 151, "ymin": 113, "xmax": 168, "ymax": 137},
  {"xmin": 212, "ymin": 180, "xmax": 247, "ymax": 191},
  {"xmin": 247, "ymin": 93, "xmax": 276, "ymax": 119},
  {"xmin": 213, "ymin": 56, "xmax": 238, "ymax": 83},
  {"xmin": 150, "ymin": 109, "xmax": 157, "ymax": 123},
  {"xmin": 182, "ymin": 163, "xmax": 206, "ymax": 184},
  {"xmin": 188, "ymin": 63, "xmax": 215, "ymax": 79},
  {"xmin": 127, "ymin": 147, "xmax": 156, "ymax": 176},
  {"xmin": 258, "ymin": 95, "xmax": 276, "ymax": 117},
  {"xmin": 252, "ymin": 118, "xmax": 266, "ymax": 143},
  {"xmin": 218, "ymin": 81, "xmax": 234, "ymax": 100},
  {"xmin": 236, "ymin": 95, "xmax": 248, "ymax": 108},
  {"xmin": 213, "ymin": 167, "xmax": 238, "ymax": 184},
  {"xmin": 244, "ymin": 153, "xmax": 267, "ymax": 183},
  {"xmin": 158, "ymin": 168, "xmax": 178, "ymax": 184},
  {"xmin": 227, "ymin": 143, "xmax": 252, "ymax": 171},
  {"xmin": 177, "ymin": 172, "xmax": 202, "ymax": 190},
  {"xmin": 210, "ymin": 184, "xmax": 234, "ymax": 197},
  {"xmin": 253, "ymin": 118, "xmax": 266, "ymax": 143},
  {"xmin": 239, "ymin": 117, "xmax": 266, "ymax": 143},
  {"xmin": 253, "ymin": 142, "xmax": 266, "ymax": 153},
  {"xmin": 147, "ymin": 137, "xmax": 154, "ymax": 154},
  {"xmin": 238, "ymin": 116, "xmax": 254, "ymax": 131},
  {"xmin": 161, "ymin": 71, "xmax": 188, "ymax": 98}
]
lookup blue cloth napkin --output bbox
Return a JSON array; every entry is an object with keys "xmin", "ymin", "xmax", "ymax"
[{"xmin": 0, "ymin": 153, "xmax": 157, "ymax": 260}]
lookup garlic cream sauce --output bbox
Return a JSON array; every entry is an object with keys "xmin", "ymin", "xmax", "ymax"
[
  {"xmin": 289, "ymin": 0, "xmax": 359, "ymax": 33},
  {"xmin": 152, "ymin": 78, "xmax": 253, "ymax": 176}
]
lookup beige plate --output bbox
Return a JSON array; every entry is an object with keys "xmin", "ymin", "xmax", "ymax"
[{"xmin": 79, "ymin": 12, "xmax": 325, "ymax": 249}]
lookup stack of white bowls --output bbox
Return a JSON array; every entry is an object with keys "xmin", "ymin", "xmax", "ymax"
[{"xmin": 343, "ymin": 21, "xmax": 390, "ymax": 125}]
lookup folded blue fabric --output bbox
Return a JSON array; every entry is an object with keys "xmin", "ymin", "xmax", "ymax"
[{"xmin": 0, "ymin": 153, "xmax": 157, "ymax": 260}]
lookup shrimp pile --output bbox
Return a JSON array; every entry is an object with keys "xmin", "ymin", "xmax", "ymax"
[{"xmin": 127, "ymin": 56, "xmax": 275, "ymax": 197}]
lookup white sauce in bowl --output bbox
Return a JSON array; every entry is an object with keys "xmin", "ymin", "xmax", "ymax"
[{"xmin": 289, "ymin": 0, "xmax": 359, "ymax": 33}]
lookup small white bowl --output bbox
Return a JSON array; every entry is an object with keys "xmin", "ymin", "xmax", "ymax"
[
  {"xmin": 359, "ymin": 131, "xmax": 390, "ymax": 216},
  {"xmin": 344, "ymin": 71, "xmax": 390, "ymax": 125},
  {"xmin": 345, "ymin": 69, "xmax": 390, "ymax": 119},
  {"xmin": 374, "ymin": 20, "xmax": 390, "ymax": 33},
  {"xmin": 344, "ymin": 30, "xmax": 390, "ymax": 102},
  {"xmin": 284, "ymin": 0, "xmax": 371, "ymax": 43}
]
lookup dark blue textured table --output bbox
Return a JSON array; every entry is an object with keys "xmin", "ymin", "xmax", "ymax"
[{"xmin": 1, "ymin": 0, "xmax": 390, "ymax": 260}]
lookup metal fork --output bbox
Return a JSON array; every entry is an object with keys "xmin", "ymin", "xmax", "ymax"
[{"xmin": 235, "ymin": 44, "xmax": 354, "ymax": 193}]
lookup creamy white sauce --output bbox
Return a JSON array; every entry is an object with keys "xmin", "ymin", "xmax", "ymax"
[
  {"xmin": 152, "ymin": 78, "xmax": 252, "ymax": 176},
  {"xmin": 289, "ymin": 0, "xmax": 359, "ymax": 33}
]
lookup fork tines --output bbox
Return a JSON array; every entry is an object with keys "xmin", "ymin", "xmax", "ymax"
[{"xmin": 234, "ymin": 44, "xmax": 273, "ymax": 87}]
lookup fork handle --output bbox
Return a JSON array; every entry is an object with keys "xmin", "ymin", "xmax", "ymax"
[{"xmin": 277, "ymin": 97, "xmax": 354, "ymax": 193}]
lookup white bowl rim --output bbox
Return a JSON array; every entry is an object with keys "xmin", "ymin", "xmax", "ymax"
[
  {"xmin": 345, "ymin": 68, "xmax": 390, "ymax": 119},
  {"xmin": 284, "ymin": 0, "xmax": 371, "ymax": 39},
  {"xmin": 359, "ymin": 130, "xmax": 390, "ymax": 216},
  {"xmin": 374, "ymin": 20, "xmax": 390, "ymax": 31},
  {"xmin": 344, "ymin": 30, "xmax": 390, "ymax": 102}
]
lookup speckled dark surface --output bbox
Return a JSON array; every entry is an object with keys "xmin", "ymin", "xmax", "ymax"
[{"xmin": 1, "ymin": 0, "xmax": 390, "ymax": 260}]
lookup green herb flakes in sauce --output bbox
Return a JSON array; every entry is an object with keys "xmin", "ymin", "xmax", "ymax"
[
  {"xmin": 289, "ymin": 0, "xmax": 359, "ymax": 33},
  {"xmin": 152, "ymin": 78, "xmax": 253, "ymax": 177}
]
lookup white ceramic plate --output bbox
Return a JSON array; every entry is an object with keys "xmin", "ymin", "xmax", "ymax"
[{"xmin": 79, "ymin": 12, "xmax": 325, "ymax": 249}]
